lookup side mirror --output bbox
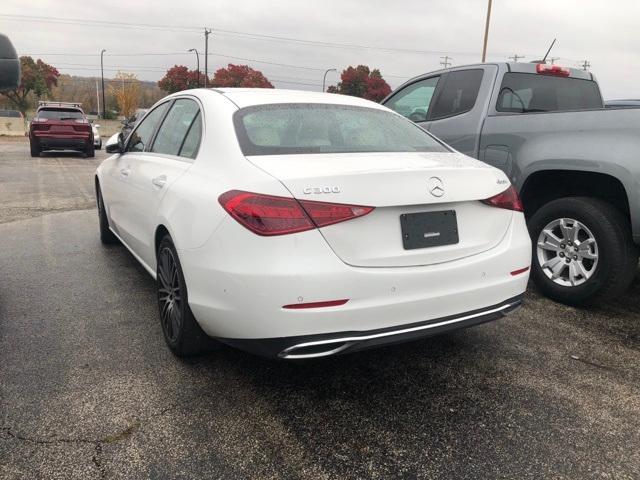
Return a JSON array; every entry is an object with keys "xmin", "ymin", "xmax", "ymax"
[
  {"xmin": 0, "ymin": 34, "xmax": 20, "ymax": 91},
  {"xmin": 105, "ymin": 132, "xmax": 124, "ymax": 154}
]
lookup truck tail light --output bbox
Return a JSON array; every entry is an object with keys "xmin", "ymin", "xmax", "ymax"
[
  {"xmin": 536, "ymin": 64, "xmax": 570, "ymax": 77},
  {"xmin": 218, "ymin": 190, "xmax": 374, "ymax": 236},
  {"xmin": 482, "ymin": 185, "xmax": 523, "ymax": 212}
]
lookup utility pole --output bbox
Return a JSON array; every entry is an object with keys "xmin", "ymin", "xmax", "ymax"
[
  {"xmin": 100, "ymin": 49, "xmax": 106, "ymax": 119},
  {"xmin": 440, "ymin": 56, "xmax": 452, "ymax": 68},
  {"xmin": 95, "ymin": 78, "xmax": 100, "ymax": 117},
  {"xmin": 580, "ymin": 60, "xmax": 591, "ymax": 71},
  {"xmin": 481, "ymin": 0, "xmax": 493, "ymax": 62},
  {"xmin": 188, "ymin": 48, "xmax": 200, "ymax": 87},
  {"xmin": 322, "ymin": 68, "xmax": 336, "ymax": 92},
  {"xmin": 549, "ymin": 57, "xmax": 559, "ymax": 64},
  {"xmin": 509, "ymin": 54, "xmax": 525, "ymax": 63},
  {"xmin": 204, "ymin": 28, "xmax": 211, "ymax": 88}
]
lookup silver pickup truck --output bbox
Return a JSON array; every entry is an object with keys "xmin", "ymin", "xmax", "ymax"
[{"xmin": 383, "ymin": 62, "xmax": 639, "ymax": 306}]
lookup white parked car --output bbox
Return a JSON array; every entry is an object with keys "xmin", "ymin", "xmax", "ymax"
[
  {"xmin": 91, "ymin": 122, "xmax": 101, "ymax": 150},
  {"xmin": 96, "ymin": 89, "xmax": 531, "ymax": 359}
]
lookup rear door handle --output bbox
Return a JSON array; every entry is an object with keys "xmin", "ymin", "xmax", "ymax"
[
  {"xmin": 120, "ymin": 167, "xmax": 130, "ymax": 177},
  {"xmin": 152, "ymin": 175, "xmax": 167, "ymax": 188}
]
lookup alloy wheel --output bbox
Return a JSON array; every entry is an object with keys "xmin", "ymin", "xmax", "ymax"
[
  {"xmin": 536, "ymin": 217, "xmax": 599, "ymax": 287},
  {"xmin": 157, "ymin": 246, "xmax": 183, "ymax": 343}
]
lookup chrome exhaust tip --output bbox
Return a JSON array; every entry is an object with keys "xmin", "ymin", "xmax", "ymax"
[{"xmin": 278, "ymin": 340, "xmax": 355, "ymax": 359}]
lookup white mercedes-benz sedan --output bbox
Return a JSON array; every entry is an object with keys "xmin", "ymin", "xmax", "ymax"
[{"xmin": 95, "ymin": 88, "xmax": 531, "ymax": 359}]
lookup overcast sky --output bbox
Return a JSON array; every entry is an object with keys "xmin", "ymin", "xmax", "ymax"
[{"xmin": 2, "ymin": 0, "xmax": 639, "ymax": 98}]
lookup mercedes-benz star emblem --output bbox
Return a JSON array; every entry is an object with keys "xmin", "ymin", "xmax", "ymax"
[{"xmin": 428, "ymin": 177, "xmax": 445, "ymax": 197}]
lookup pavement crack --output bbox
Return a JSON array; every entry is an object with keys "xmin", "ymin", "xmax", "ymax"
[
  {"xmin": 92, "ymin": 443, "xmax": 107, "ymax": 480},
  {"xmin": 1, "ymin": 426, "xmax": 98, "ymax": 445}
]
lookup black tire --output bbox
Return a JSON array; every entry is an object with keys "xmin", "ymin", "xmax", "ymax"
[
  {"xmin": 156, "ymin": 235, "xmax": 218, "ymax": 356},
  {"xmin": 30, "ymin": 140, "xmax": 40, "ymax": 157},
  {"xmin": 96, "ymin": 184, "xmax": 118, "ymax": 245},
  {"xmin": 96, "ymin": 141, "xmax": 102, "ymax": 150},
  {"xmin": 529, "ymin": 197, "xmax": 638, "ymax": 306},
  {"xmin": 85, "ymin": 142, "xmax": 95, "ymax": 158}
]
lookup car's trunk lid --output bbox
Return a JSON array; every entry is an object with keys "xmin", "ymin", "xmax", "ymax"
[{"xmin": 247, "ymin": 151, "xmax": 514, "ymax": 267}]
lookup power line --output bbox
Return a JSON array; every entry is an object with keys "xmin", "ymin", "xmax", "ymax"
[{"xmin": 1, "ymin": 13, "xmax": 492, "ymax": 57}]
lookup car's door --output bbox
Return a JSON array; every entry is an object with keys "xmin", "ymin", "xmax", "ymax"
[
  {"xmin": 107, "ymin": 101, "xmax": 171, "ymax": 249},
  {"xmin": 383, "ymin": 75, "xmax": 441, "ymax": 130},
  {"xmin": 124, "ymin": 97, "xmax": 203, "ymax": 268}
]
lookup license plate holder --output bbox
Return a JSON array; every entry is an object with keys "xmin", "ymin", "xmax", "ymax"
[{"xmin": 400, "ymin": 210, "xmax": 459, "ymax": 250}]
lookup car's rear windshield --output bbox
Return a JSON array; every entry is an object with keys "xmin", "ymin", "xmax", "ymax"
[
  {"xmin": 233, "ymin": 103, "xmax": 449, "ymax": 156},
  {"xmin": 37, "ymin": 108, "xmax": 84, "ymax": 120},
  {"xmin": 496, "ymin": 73, "xmax": 603, "ymax": 113}
]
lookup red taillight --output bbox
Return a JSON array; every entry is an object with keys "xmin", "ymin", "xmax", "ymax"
[
  {"xmin": 482, "ymin": 185, "xmax": 523, "ymax": 212},
  {"xmin": 536, "ymin": 64, "xmax": 570, "ymax": 77},
  {"xmin": 218, "ymin": 190, "xmax": 374, "ymax": 236},
  {"xmin": 283, "ymin": 299, "xmax": 349, "ymax": 309},
  {"xmin": 298, "ymin": 199, "xmax": 374, "ymax": 228}
]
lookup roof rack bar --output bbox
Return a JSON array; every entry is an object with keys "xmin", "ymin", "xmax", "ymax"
[{"xmin": 38, "ymin": 101, "xmax": 82, "ymax": 108}]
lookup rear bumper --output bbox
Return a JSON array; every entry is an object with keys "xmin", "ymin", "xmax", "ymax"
[
  {"xmin": 221, "ymin": 295, "xmax": 523, "ymax": 358},
  {"xmin": 180, "ymin": 212, "xmax": 531, "ymax": 353},
  {"xmin": 31, "ymin": 133, "xmax": 91, "ymax": 150}
]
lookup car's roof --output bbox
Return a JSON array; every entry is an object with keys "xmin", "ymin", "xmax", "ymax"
[{"xmin": 208, "ymin": 88, "xmax": 388, "ymax": 110}]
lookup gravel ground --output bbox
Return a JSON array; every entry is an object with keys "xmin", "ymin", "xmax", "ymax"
[{"xmin": 0, "ymin": 139, "xmax": 638, "ymax": 479}]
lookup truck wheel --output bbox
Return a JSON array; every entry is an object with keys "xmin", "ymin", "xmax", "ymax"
[
  {"xmin": 30, "ymin": 140, "xmax": 40, "ymax": 157},
  {"xmin": 85, "ymin": 142, "xmax": 95, "ymax": 158},
  {"xmin": 529, "ymin": 197, "xmax": 638, "ymax": 306}
]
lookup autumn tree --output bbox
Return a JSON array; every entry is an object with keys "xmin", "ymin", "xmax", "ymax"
[
  {"xmin": 108, "ymin": 71, "xmax": 140, "ymax": 118},
  {"xmin": 327, "ymin": 65, "xmax": 391, "ymax": 103},
  {"xmin": 212, "ymin": 64, "xmax": 273, "ymax": 88},
  {"xmin": 158, "ymin": 65, "xmax": 206, "ymax": 93},
  {"xmin": 0, "ymin": 56, "xmax": 59, "ymax": 117}
]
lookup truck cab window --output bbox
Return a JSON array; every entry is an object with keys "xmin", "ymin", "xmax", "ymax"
[
  {"xmin": 430, "ymin": 69, "xmax": 484, "ymax": 120},
  {"xmin": 496, "ymin": 73, "xmax": 603, "ymax": 113},
  {"xmin": 384, "ymin": 76, "xmax": 440, "ymax": 122}
]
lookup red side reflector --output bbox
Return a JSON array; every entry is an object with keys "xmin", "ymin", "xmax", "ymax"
[
  {"xmin": 283, "ymin": 299, "xmax": 349, "ymax": 309},
  {"xmin": 219, "ymin": 190, "xmax": 373, "ymax": 236},
  {"xmin": 510, "ymin": 266, "xmax": 530, "ymax": 276},
  {"xmin": 481, "ymin": 185, "xmax": 523, "ymax": 212},
  {"xmin": 536, "ymin": 64, "xmax": 570, "ymax": 77}
]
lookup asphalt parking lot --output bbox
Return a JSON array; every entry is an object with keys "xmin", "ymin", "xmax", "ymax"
[{"xmin": 1, "ymin": 138, "xmax": 639, "ymax": 479}]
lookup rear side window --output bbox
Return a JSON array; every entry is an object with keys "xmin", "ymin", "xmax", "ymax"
[
  {"xmin": 36, "ymin": 109, "xmax": 84, "ymax": 120},
  {"xmin": 151, "ymin": 99, "xmax": 200, "ymax": 157},
  {"xmin": 178, "ymin": 112, "xmax": 202, "ymax": 159},
  {"xmin": 496, "ymin": 73, "xmax": 603, "ymax": 113},
  {"xmin": 126, "ymin": 102, "xmax": 169, "ymax": 153},
  {"xmin": 430, "ymin": 69, "xmax": 484, "ymax": 120},
  {"xmin": 385, "ymin": 76, "xmax": 440, "ymax": 122}
]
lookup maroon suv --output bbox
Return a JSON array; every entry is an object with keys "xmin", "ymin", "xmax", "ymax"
[{"xmin": 29, "ymin": 102, "xmax": 94, "ymax": 157}]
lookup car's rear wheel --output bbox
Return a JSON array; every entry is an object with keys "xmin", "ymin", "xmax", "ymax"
[
  {"xmin": 85, "ymin": 142, "xmax": 95, "ymax": 158},
  {"xmin": 96, "ymin": 140, "xmax": 102, "ymax": 150},
  {"xmin": 30, "ymin": 140, "xmax": 40, "ymax": 157},
  {"xmin": 529, "ymin": 197, "xmax": 638, "ymax": 306},
  {"xmin": 96, "ymin": 184, "xmax": 118, "ymax": 245},
  {"xmin": 157, "ymin": 235, "xmax": 218, "ymax": 356}
]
